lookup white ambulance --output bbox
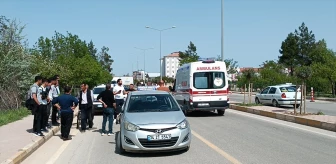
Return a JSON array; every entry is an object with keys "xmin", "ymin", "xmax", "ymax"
[{"xmin": 171, "ymin": 58, "xmax": 229, "ymax": 116}]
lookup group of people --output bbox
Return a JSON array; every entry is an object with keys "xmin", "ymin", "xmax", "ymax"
[
  {"xmin": 29, "ymin": 75, "xmax": 170, "ymax": 140},
  {"xmin": 29, "ymin": 75, "xmax": 61, "ymax": 137}
]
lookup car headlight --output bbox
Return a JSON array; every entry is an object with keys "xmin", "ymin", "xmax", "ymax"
[
  {"xmin": 124, "ymin": 120, "xmax": 140, "ymax": 132},
  {"xmin": 176, "ymin": 119, "xmax": 188, "ymax": 129}
]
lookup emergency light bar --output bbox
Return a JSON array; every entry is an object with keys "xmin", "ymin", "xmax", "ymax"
[{"xmin": 198, "ymin": 57, "xmax": 216, "ymax": 63}]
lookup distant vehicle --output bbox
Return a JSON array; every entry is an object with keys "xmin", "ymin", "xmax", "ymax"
[
  {"xmin": 92, "ymin": 84, "xmax": 106, "ymax": 113},
  {"xmin": 255, "ymin": 85, "xmax": 301, "ymax": 108},
  {"xmin": 171, "ymin": 58, "xmax": 229, "ymax": 116},
  {"xmin": 116, "ymin": 90, "xmax": 191, "ymax": 154}
]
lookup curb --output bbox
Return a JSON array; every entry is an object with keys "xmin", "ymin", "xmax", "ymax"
[
  {"xmin": 229, "ymin": 104, "xmax": 336, "ymax": 132},
  {"xmin": 1, "ymin": 109, "xmax": 79, "ymax": 164}
]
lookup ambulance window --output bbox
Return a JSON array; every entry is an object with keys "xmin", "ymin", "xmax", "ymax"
[{"xmin": 193, "ymin": 72, "xmax": 225, "ymax": 89}]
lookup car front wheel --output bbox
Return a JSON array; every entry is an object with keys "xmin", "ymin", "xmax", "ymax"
[
  {"xmin": 116, "ymin": 132, "xmax": 125, "ymax": 154},
  {"xmin": 255, "ymin": 98, "xmax": 261, "ymax": 104}
]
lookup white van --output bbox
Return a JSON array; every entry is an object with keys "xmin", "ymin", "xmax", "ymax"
[{"xmin": 171, "ymin": 58, "xmax": 229, "ymax": 116}]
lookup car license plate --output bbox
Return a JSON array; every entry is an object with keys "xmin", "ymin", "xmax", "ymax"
[
  {"xmin": 198, "ymin": 103, "xmax": 209, "ymax": 106},
  {"xmin": 98, "ymin": 104, "xmax": 102, "ymax": 107},
  {"xmin": 147, "ymin": 134, "xmax": 171, "ymax": 141}
]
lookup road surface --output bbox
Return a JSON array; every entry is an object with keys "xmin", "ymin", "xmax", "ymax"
[
  {"xmin": 229, "ymin": 93, "xmax": 336, "ymax": 116},
  {"xmin": 22, "ymin": 110, "xmax": 336, "ymax": 164}
]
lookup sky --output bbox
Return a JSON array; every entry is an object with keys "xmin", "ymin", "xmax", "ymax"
[{"xmin": 1, "ymin": 0, "xmax": 335, "ymax": 76}]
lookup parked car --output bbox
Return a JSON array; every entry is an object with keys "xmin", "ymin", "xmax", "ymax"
[
  {"xmin": 116, "ymin": 90, "xmax": 191, "ymax": 154},
  {"xmin": 255, "ymin": 85, "xmax": 301, "ymax": 108},
  {"xmin": 92, "ymin": 84, "xmax": 106, "ymax": 113}
]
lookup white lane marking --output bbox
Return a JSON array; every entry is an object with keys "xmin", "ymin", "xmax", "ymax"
[
  {"xmin": 46, "ymin": 129, "xmax": 80, "ymax": 164},
  {"xmin": 227, "ymin": 109, "xmax": 336, "ymax": 139}
]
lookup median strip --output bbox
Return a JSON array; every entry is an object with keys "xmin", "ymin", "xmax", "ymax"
[{"xmin": 229, "ymin": 104, "xmax": 336, "ymax": 132}]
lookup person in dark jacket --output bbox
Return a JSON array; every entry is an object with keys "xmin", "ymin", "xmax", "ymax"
[
  {"xmin": 97, "ymin": 84, "xmax": 116, "ymax": 136},
  {"xmin": 52, "ymin": 86, "xmax": 78, "ymax": 141},
  {"xmin": 77, "ymin": 83, "xmax": 94, "ymax": 132}
]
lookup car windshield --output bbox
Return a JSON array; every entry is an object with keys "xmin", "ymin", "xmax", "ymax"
[
  {"xmin": 193, "ymin": 72, "xmax": 225, "ymax": 89},
  {"xmin": 127, "ymin": 94, "xmax": 180, "ymax": 112},
  {"xmin": 93, "ymin": 87, "xmax": 105, "ymax": 94},
  {"xmin": 279, "ymin": 87, "xmax": 296, "ymax": 92}
]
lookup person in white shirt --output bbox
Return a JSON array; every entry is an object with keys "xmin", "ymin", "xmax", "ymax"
[
  {"xmin": 113, "ymin": 79, "xmax": 128, "ymax": 124},
  {"xmin": 49, "ymin": 77, "xmax": 60, "ymax": 126}
]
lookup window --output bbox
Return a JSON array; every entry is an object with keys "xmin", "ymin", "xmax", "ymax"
[
  {"xmin": 127, "ymin": 94, "xmax": 180, "ymax": 112},
  {"xmin": 269, "ymin": 87, "xmax": 277, "ymax": 94},
  {"xmin": 261, "ymin": 87, "xmax": 270, "ymax": 94},
  {"xmin": 279, "ymin": 87, "xmax": 296, "ymax": 92},
  {"xmin": 93, "ymin": 87, "xmax": 105, "ymax": 94},
  {"xmin": 193, "ymin": 72, "xmax": 225, "ymax": 89}
]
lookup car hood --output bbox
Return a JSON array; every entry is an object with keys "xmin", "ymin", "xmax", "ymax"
[{"xmin": 124, "ymin": 111, "xmax": 185, "ymax": 125}]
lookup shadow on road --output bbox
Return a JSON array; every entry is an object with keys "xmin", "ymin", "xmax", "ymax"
[
  {"xmin": 186, "ymin": 111, "xmax": 222, "ymax": 117},
  {"xmin": 114, "ymin": 131, "xmax": 187, "ymax": 157}
]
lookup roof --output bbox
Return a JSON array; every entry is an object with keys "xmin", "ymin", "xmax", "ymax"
[
  {"xmin": 129, "ymin": 90, "xmax": 170, "ymax": 96},
  {"xmin": 147, "ymin": 72, "xmax": 160, "ymax": 77},
  {"xmin": 165, "ymin": 52, "xmax": 180, "ymax": 57}
]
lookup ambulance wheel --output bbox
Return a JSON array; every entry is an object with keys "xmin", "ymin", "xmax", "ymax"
[{"xmin": 217, "ymin": 110, "xmax": 225, "ymax": 116}]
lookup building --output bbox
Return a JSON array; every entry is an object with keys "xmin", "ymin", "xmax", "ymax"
[
  {"xmin": 133, "ymin": 70, "xmax": 145, "ymax": 81},
  {"xmin": 161, "ymin": 52, "xmax": 180, "ymax": 78}
]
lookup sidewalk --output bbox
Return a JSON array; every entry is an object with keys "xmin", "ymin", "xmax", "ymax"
[{"xmin": 0, "ymin": 109, "xmax": 78, "ymax": 164}]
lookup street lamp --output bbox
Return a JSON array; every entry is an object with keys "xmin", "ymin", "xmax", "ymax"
[
  {"xmin": 134, "ymin": 47, "xmax": 154, "ymax": 83},
  {"xmin": 221, "ymin": 0, "xmax": 224, "ymax": 61},
  {"xmin": 145, "ymin": 26, "xmax": 176, "ymax": 81}
]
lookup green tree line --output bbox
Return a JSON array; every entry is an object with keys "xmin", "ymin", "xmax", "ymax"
[
  {"xmin": 237, "ymin": 22, "xmax": 336, "ymax": 97},
  {"xmin": 0, "ymin": 16, "xmax": 113, "ymax": 110}
]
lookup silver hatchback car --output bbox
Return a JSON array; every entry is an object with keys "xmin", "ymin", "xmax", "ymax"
[{"xmin": 116, "ymin": 90, "xmax": 191, "ymax": 154}]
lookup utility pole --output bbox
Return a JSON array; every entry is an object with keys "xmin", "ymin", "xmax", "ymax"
[
  {"xmin": 134, "ymin": 47, "xmax": 153, "ymax": 84},
  {"xmin": 221, "ymin": 0, "xmax": 224, "ymax": 61},
  {"xmin": 146, "ymin": 26, "xmax": 176, "ymax": 81}
]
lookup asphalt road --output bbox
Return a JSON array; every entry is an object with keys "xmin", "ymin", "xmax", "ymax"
[
  {"xmin": 22, "ymin": 110, "xmax": 336, "ymax": 164},
  {"xmin": 229, "ymin": 93, "xmax": 336, "ymax": 116}
]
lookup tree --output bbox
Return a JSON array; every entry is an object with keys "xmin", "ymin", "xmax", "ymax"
[
  {"xmin": 0, "ymin": 16, "xmax": 33, "ymax": 110},
  {"xmin": 87, "ymin": 40, "xmax": 97, "ymax": 60},
  {"xmin": 179, "ymin": 41, "xmax": 199, "ymax": 66},
  {"xmin": 216, "ymin": 55, "xmax": 239, "ymax": 74},
  {"xmin": 32, "ymin": 31, "xmax": 112, "ymax": 87},
  {"xmin": 98, "ymin": 46, "xmax": 114, "ymax": 73},
  {"xmin": 295, "ymin": 22, "xmax": 316, "ymax": 66},
  {"xmin": 312, "ymin": 49, "xmax": 336, "ymax": 97},
  {"xmin": 279, "ymin": 32, "xmax": 299, "ymax": 76}
]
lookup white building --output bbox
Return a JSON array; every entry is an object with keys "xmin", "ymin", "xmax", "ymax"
[{"xmin": 161, "ymin": 52, "xmax": 180, "ymax": 78}]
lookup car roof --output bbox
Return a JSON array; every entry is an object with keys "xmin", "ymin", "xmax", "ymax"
[{"xmin": 129, "ymin": 90, "xmax": 170, "ymax": 96}]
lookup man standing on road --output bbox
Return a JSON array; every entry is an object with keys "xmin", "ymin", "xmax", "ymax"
[
  {"xmin": 113, "ymin": 79, "xmax": 127, "ymax": 124},
  {"xmin": 49, "ymin": 77, "xmax": 60, "ymax": 126},
  {"xmin": 156, "ymin": 80, "xmax": 170, "ymax": 92},
  {"xmin": 52, "ymin": 86, "xmax": 78, "ymax": 141},
  {"xmin": 97, "ymin": 84, "xmax": 116, "ymax": 136},
  {"xmin": 39, "ymin": 78, "xmax": 50, "ymax": 132},
  {"xmin": 78, "ymin": 83, "xmax": 94, "ymax": 132},
  {"xmin": 30, "ymin": 76, "xmax": 44, "ymax": 136}
]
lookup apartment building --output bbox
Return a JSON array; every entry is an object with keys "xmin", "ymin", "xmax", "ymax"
[{"xmin": 161, "ymin": 52, "xmax": 180, "ymax": 78}]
